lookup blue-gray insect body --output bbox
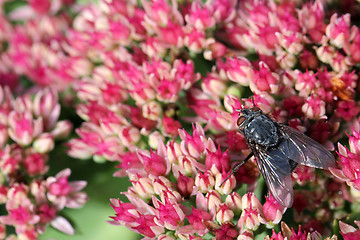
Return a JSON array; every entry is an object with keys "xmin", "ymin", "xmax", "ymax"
[
  {"xmin": 243, "ymin": 114, "xmax": 279, "ymax": 148},
  {"xmin": 231, "ymin": 107, "xmax": 336, "ymax": 208}
]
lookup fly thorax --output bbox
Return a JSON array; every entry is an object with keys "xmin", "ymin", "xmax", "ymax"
[{"xmin": 244, "ymin": 115, "xmax": 279, "ymax": 147}]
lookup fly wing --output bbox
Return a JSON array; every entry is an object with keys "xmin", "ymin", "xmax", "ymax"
[
  {"xmin": 279, "ymin": 125, "xmax": 336, "ymax": 169},
  {"xmin": 251, "ymin": 144, "xmax": 294, "ymax": 207}
]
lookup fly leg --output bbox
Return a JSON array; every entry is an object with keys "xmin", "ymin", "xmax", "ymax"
[{"xmin": 219, "ymin": 152, "xmax": 254, "ymax": 187}]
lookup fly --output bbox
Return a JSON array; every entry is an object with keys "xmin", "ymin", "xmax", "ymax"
[{"xmin": 221, "ymin": 107, "xmax": 336, "ymax": 207}]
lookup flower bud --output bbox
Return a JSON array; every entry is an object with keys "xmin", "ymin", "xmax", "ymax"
[
  {"xmin": 50, "ymin": 120, "xmax": 73, "ymax": 139},
  {"xmin": 33, "ymin": 133, "xmax": 54, "ymax": 153},
  {"xmin": 205, "ymin": 190, "xmax": 222, "ymax": 211},
  {"xmin": 225, "ymin": 192, "xmax": 242, "ymax": 216},
  {"xmin": 142, "ymin": 100, "xmax": 162, "ymax": 121},
  {"xmin": 216, "ymin": 204, "xmax": 234, "ymax": 223},
  {"xmin": 195, "ymin": 171, "xmax": 215, "ymax": 193},
  {"xmin": 215, "ymin": 171, "xmax": 236, "ymax": 195},
  {"xmin": 176, "ymin": 173, "xmax": 195, "ymax": 198}
]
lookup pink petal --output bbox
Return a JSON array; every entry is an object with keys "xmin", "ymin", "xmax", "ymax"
[{"xmin": 50, "ymin": 216, "xmax": 75, "ymax": 235}]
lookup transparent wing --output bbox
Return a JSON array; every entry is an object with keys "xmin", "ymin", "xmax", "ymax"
[
  {"xmin": 279, "ymin": 125, "xmax": 336, "ymax": 169},
  {"xmin": 252, "ymin": 145, "xmax": 294, "ymax": 208}
]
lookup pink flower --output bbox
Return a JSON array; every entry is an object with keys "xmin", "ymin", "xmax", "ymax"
[
  {"xmin": 158, "ymin": 22, "xmax": 184, "ymax": 46},
  {"xmin": 308, "ymin": 121, "xmax": 331, "ymax": 145},
  {"xmin": 288, "ymin": 225, "xmax": 312, "ymax": 239},
  {"xmin": 250, "ymin": 62, "xmax": 279, "ymax": 93},
  {"xmin": 48, "ymin": 177, "xmax": 71, "ymax": 197},
  {"xmin": 302, "ymin": 95, "xmax": 326, "ymax": 120},
  {"xmin": 33, "ymin": 133, "xmax": 54, "ymax": 153},
  {"xmin": 214, "ymin": 223, "xmax": 238, "ymax": 240},
  {"xmin": 142, "ymin": 100, "xmax": 162, "ymax": 121},
  {"xmin": 184, "ymin": 28, "xmax": 206, "ymax": 53},
  {"xmin": 294, "ymin": 70, "xmax": 318, "ymax": 97},
  {"xmin": 266, "ymin": 229, "xmax": 285, "ymax": 240},
  {"xmin": 211, "ymin": 0, "xmax": 236, "ymax": 23},
  {"xmin": 0, "ymin": 72, "xmax": 19, "ymax": 91},
  {"xmin": 257, "ymin": 25, "xmax": 279, "ymax": 50},
  {"xmin": 110, "ymin": 199, "xmax": 139, "ymax": 224},
  {"xmin": 118, "ymin": 126, "xmax": 140, "ymax": 150},
  {"xmin": 348, "ymin": 31, "xmax": 360, "ymax": 63},
  {"xmin": 215, "ymin": 204, "xmax": 234, "ymax": 223},
  {"xmin": 202, "ymin": 72, "xmax": 227, "ymax": 97},
  {"xmin": 129, "ymin": 174, "xmax": 155, "ymax": 200},
  {"xmin": 195, "ymin": 171, "xmax": 215, "ymax": 193},
  {"xmin": 299, "ymin": 50, "xmax": 319, "ymax": 70},
  {"xmin": 238, "ymin": 204, "xmax": 261, "ymax": 231},
  {"xmin": 348, "ymin": 131, "xmax": 360, "ymax": 155},
  {"xmin": 130, "ymin": 107, "xmax": 157, "ymax": 130},
  {"xmin": 332, "ymin": 143, "xmax": 360, "ymax": 191},
  {"xmin": 132, "ymin": 215, "xmax": 160, "ymax": 238},
  {"xmin": 221, "ymin": 131, "xmax": 247, "ymax": 153},
  {"xmin": 315, "ymin": 43, "xmax": 336, "ymax": 65},
  {"xmin": 138, "ymin": 145, "xmax": 168, "ymax": 176},
  {"xmin": 298, "ymin": 1, "xmax": 326, "ymax": 42},
  {"xmin": 154, "ymin": 198, "xmax": 185, "ymax": 230},
  {"xmin": 179, "ymin": 123, "xmax": 207, "ymax": 159},
  {"xmin": 185, "ymin": 3, "xmax": 215, "ymax": 30},
  {"xmin": 292, "ymin": 192, "xmax": 308, "ymax": 214},
  {"xmin": 142, "ymin": 0, "xmax": 174, "ymax": 27},
  {"xmin": 22, "ymin": 153, "xmax": 48, "ymax": 176},
  {"xmin": 0, "ymin": 145, "xmax": 21, "ymax": 175},
  {"xmin": 245, "ymin": 92, "xmax": 275, "ymax": 114},
  {"xmin": 330, "ymin": 51, "xmax": 351, "ymax": 72},
  {"xmin": 28, "ymin": 0, "xmax": 51, "ymax": 14},
  {"xmin": 0, "ymin": 185, "xmax": 8, "ymax": 204},
  {"xmin": 187, "ymin": 207, "xmax": 211, "ymax": 231},
  {"xmin": 276, "ymin": 31, "xmax": 303, "ymax": 55},
  {"xmin": 282, "ymin": 96, "xmax": 304, "ymax": 117},
  {"xmin": 46, "ymin": 169, "xmax": 87, "ymax": 209},
  {"xmin": 8, "ymin": 111, "xmax": 43, "ymax": 146},
  {"xmin": 205, "ymin": 41, "xmax": 228, "ymax": 60},
  {"xmin": 37, "ymin": 204, "xmax": 56, "ymax": 224},
  {"xmin": 326, "ymin": 14, "xmax": 351, "ymax": 48},
  {"xmin": 335, "ymin": 100, "xmax": 360, "ymax": 121},
  {"xmin": 205, "ymin": 146, "xmax": 230, "ymax": 173},
  {"xmin": 292, "ymin": 165, "xmax": 315, "ymax": 186},
  {"xmin": 259, "ymin": 195, "xmax": 284, "ymax": 226},
  {"xmin": 173, "ymin": 59, "xmax": 200, "ymax": 89},
  {"xmin": 0, "ymin": 223, "xmax": 5, "ymax": 239},
  {"xmin": 32, "ymin": 88, "xmax": 60, "ymax": 131},
  {"xmin": 50, "ymin": 120, "xmax": 73, "ymax": 140},
  {"xmin": 9, "ymin": 206, "xmax": 35, "ymax": 225},
  {"xmin": 114, "ymin": 152, "xmax": 143, "ymax": 177},
  {"xmin": 340, "ymin": 221, "xmax": 360, "ymax": 240},
  {"xmin": 176, "ymin": 173, "xmax": 195, "ymax": 199},
  {"xmin": 215, "ymin": 171, "xmax": 236, "ymax": 195},
  {"xmin": 205, "ymin": 190, "xmax": 222, "ymax": 211},
  {"xmin": 225, "ymin": 192, "xmax": 242, "ymax": 216},
  {"xmin": 223, "ymin": 57, "xmax": 253, "ymax": 86}
]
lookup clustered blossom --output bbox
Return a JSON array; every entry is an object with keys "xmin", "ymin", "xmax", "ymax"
[
  {"xmin": 2, "ymin": 0, "xmax": 360, "ymax": 239},
  {"xmin": 109, "ymin": 125, "xmax": 287, "ymax": 238},
  {"xmin": 0, "ymin": 86, "xmax": 87, "ymax": 239},
  {"xmin": 331, "ymin": 130, "xmax": 360, "ymax": 198}
]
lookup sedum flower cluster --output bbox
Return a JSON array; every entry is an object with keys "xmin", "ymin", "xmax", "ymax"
[
  {"xmin": 2, "ymin": 0, "xmax": 360, "ymax": 239},
  {"xmin": 0, "ymin": 87, "xmax": 87, "ymax": 239}
]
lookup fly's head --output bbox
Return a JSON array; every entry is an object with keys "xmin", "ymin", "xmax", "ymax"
[{"xmin": 236, "ymin": 106, "xmax": 262, "ymax": 132}]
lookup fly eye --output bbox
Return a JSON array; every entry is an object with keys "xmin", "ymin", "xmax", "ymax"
[
  {"xmin": 237, "ymin": 116, "xmax": 246, "ymax": 126},
  {"xmin": 252, "ymin": 107, "xmax": 261, "ymax": 112}
]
